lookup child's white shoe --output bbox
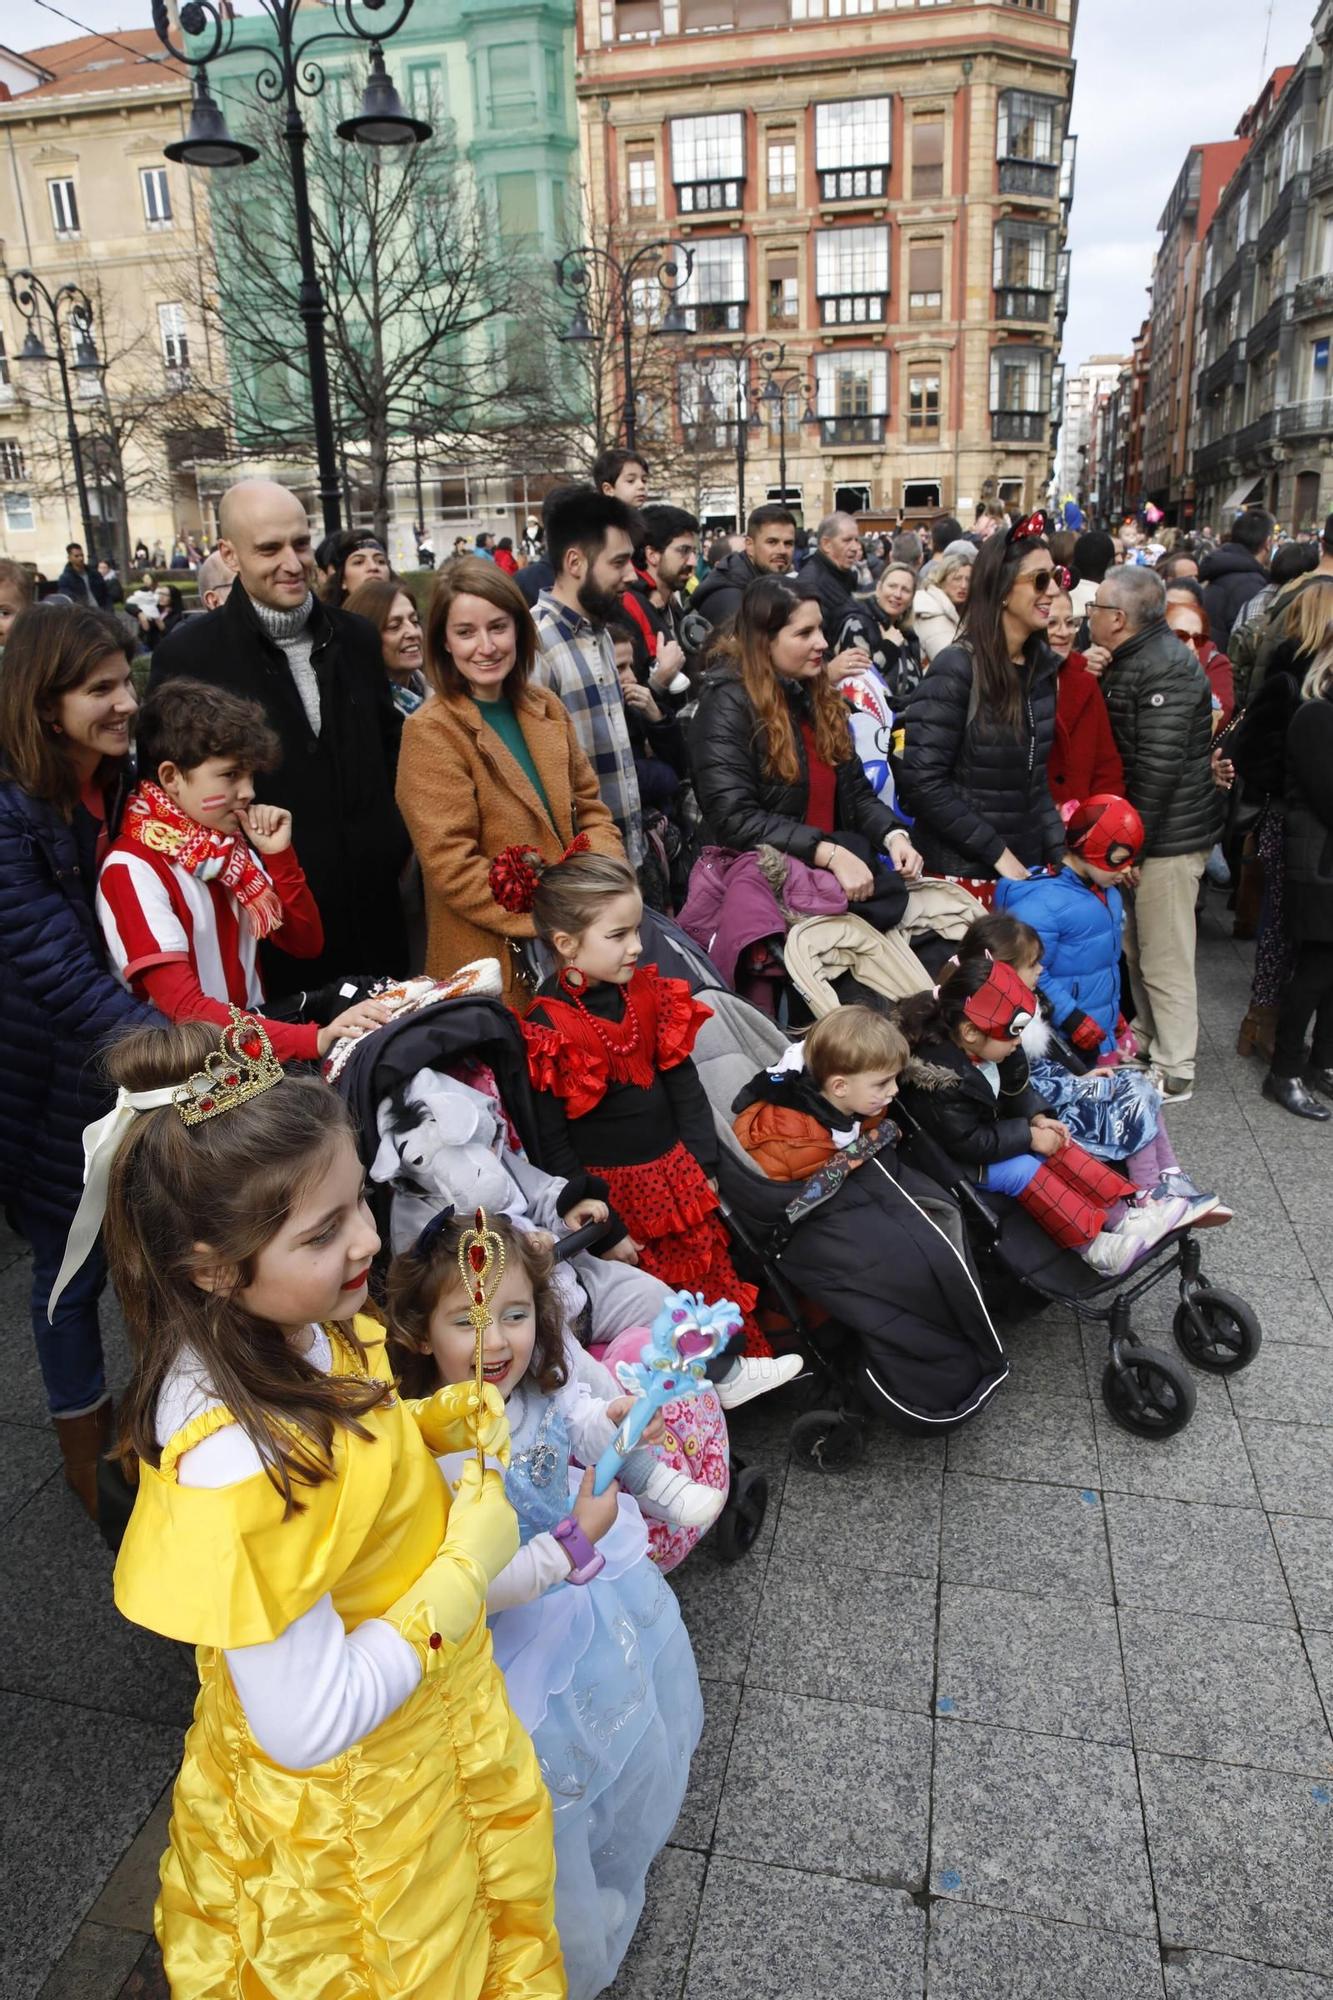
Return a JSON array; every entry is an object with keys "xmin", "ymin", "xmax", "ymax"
[
  {"xmin": 715, "ymin": 1353, "xmax": 803, "ymax": 1411},
  {"xmin": 634, "ymin": 1462, "xmax": 726, "ymax": 1530},
  {"xmin": 1084, "ymin": 1195, "xmax": 1192, "ymax": 1279}
]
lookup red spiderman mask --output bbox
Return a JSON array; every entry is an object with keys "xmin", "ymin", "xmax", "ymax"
[
  {"xmin": 961, "ymin": 958, "xmax": 1036, "ymax": 1040},
  {"xmin": 1066, "ymin": 795, "xmax": 1144, "ymax": 873}
]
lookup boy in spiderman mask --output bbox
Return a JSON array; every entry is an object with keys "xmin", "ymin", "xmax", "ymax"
[
  {"xmin": 897, "ymin": 953, "xmax": 1205, "ymax": 1276},
  {"xmin": 981, "ymin": 796, "xmax": 1229, "ymax": 1220}
]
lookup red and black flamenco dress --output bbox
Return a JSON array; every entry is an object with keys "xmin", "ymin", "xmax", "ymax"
[{"xmin": 521, "ymin": 965, "xmax": 766, "ymax": 1354}]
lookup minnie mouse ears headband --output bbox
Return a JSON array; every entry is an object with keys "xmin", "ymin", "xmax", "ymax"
[
  {"xmin": 488, "ymin": 835, "xmax": 591, "ymax": 915},
  {"xmin": 1005, "ymin": 509, "xmax": 1053, "ymax": 549}
]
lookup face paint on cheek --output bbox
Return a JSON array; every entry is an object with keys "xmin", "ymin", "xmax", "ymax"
[{"xmin": 199, "ymin": 795, "xmax": 230, "ymax": 809}]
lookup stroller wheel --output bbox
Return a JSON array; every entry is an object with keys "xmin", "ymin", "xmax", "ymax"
[
  {"xmin": 712, "ymin": 1466, "xmax": 768, "ymax": 1564},
  {"xmin": 1173, "ymin": 1288, "xmax": 1262, "ymax": 1373},
  {"xmin": 1102, "ymin": 1343, "xmax": 1196, "ymax": 1438},
  {"xmin": 790, "ymin": 1409, "xmax": 865, "ymax": 1473}
]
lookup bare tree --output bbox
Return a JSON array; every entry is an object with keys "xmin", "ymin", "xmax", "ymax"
[{"xmin": 186, "ymin": 112, "xmax": 529, "ymax": 540}]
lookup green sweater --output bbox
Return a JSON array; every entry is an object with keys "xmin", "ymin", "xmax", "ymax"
[{"xmin": 474, "ymin": 695, "xmax": 553, "ymax": 824}]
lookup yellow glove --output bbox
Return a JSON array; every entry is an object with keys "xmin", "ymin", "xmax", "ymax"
[
  {"xmin": 384, "ymin": 1461, "xmax": 520, "ymax": 1670},
  {"xmin": 404, "ymin": 1379, "xmax": 512, "ymax": 1466}
]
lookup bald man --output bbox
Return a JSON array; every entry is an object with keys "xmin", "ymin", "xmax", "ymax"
[
  {"xmin": 195, "ymin": 549, "xmax": 233, "ymax": 611},
  {"xmin": 796, "ymin": 510, "xmax": 884, "ymax": 675},
  {"xmin": 149, "ymin": 479, "xmax": 409, "ymax": 992}
]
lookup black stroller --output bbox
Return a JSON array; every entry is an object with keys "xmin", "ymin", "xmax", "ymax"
[
  {"xmin": 332, "ymin": 987, "xmax": 770, "ymax": 1560},
  {"xmin": 780, "ymin": 913, "xmax": 1262, "ymax": 1441},
  {"xmin": 692, "ymin": 987, "xmax": 1010, "ymax": 1471}
]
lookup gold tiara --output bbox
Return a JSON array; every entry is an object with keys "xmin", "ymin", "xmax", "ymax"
[{"xmin": 174, "ymin": 1007, "xmax": 285, "ymax": 1126}]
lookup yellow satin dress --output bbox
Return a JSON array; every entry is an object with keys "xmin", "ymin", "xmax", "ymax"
[{"xmin": 114, "ymin": 1319, "xmax": 566, "ymax": 1998}]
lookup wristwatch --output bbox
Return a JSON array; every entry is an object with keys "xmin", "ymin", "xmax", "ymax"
[{"xmin": 552, "ymin": 1513, "xmax": 605, "ymax": 1585}]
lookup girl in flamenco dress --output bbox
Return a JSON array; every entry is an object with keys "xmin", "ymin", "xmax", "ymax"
[
  {"xmin": 490, "ymin": 844, "xmax": 793, "ymax": 1375},
  {"xmin": 387, "ymin": 1209, "xmax": 703, "ymax": 2000}
]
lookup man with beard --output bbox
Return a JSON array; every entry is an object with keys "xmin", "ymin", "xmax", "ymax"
[
  {"xmin": 682, "ymin": 504, "xmax": 797, "ymax": 667},
  {"xmin": 621, "ymin": 502, "xmax": 699, "ymax": 693},
  {"xmin": 533, "ymin": 485, "xmax": 644, "ymax": 864}
]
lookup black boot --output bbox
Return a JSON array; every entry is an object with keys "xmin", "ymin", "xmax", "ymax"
[
  {"xmin": 1263, "ymin": 1072, "xmax": 1332, "ymax": 1121},
  {"xmin": 1304, "ymin": 1067, "xmax": 1333, "ymax": 1102}
]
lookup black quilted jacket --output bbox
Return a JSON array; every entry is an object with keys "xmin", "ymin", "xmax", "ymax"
[
  {"xmin": 1283, "ymin": 695, "xmax": 1333, "ymax": 943},
  {"xmin": 688, "ymin": 665, "xmax": 904, "ymax": 864},
  {"xmin": 895, "ymin": 642, "xmax": 1065, "ymax": 877},
  {"xmin": 1099, "ymin": 619, "xmax": 1222, "ymax": 858}
]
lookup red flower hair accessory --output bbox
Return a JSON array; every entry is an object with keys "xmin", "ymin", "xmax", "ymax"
[
  {"xmin": 489, "ymin": 846, "xmax": 545, "ymax": 914},
  {"xmin": 961, "ymin": 958, "xmax": 1035, "ymax": 1039}
]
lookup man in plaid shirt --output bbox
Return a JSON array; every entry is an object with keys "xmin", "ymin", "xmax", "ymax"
[{"xmin": 533, "ymin": 487, "xmax": 645, "ymax": 867}]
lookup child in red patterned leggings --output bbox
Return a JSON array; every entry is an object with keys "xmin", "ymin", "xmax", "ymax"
[{"xmin": 492, "ymin": 845, "xmax": 802, "ymax": 1410}]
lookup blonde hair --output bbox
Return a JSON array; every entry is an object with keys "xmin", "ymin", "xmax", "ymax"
[
  {"xmin": 804, "ymin": 1005, "xmax": 909, "ymax": 1088},
  {"xmin": 1283, "ymin": 576, "xmax": 1333, "ymax": 684},
  {"xmin": 1301, "ymin": 654, "xmax": 1333, "ymax": 701}
]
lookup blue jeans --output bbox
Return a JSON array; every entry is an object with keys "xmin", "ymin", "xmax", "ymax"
[
  {"xmin": 14, "ymin": 1196, "xmax": 108, "ymax": 1417},
  {"xmin": 980, "ymin": 1154, "xmax": 1042, "ymax": 1198}
]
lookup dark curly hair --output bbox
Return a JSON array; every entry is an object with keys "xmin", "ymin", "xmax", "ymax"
[{"xmin": 385, "ymin": 1212, "xmax": 568, "ymax": 1399}]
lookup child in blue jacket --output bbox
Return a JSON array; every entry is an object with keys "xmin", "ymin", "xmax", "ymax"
[{"xmin": 985, "ymin": 797, "xmax": 1229, "ymax": 1220}]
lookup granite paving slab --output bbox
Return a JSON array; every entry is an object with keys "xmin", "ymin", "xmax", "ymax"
[
  {"xmin": 684, "ymin": 1859, "xmax": 925, "ymax": 2000},
  {"xmin": 927, "ymin": 1902, "xmax": 1166, "ymax": 1999},
  {"xmin": 941, "ymin": 1473, "xmax": 1113, "ymax": 1603},
  {"xmin": 934, "ymin": 1582, "xmax": 1131, "ymax": 1746},
  {"xmin": 1119, "ymin": 1606, "xmax": 1332, "ymax": 1775},
  {"xmin": 1104, "ymin": 1491, "xmax": 1295, "ymax": 1628},
  {"xmin": 746, "ymin": 1562, "xmax": 936, "ymax": 1715}
]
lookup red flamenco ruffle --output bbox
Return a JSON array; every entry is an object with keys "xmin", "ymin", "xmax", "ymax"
[
  {"xmin": 654, "ymin": 976, "xmax": 714, "ymax": 1071},
  {"xmin": 597, "ymin": 1144, "xmax": 768, "ymax": 1357},
  {"xmin": 518, "ymin": 1018, "xmax": 607, "ymax": 1120}
]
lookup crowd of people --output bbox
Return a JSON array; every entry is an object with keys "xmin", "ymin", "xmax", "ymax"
[{"xmin": 1, "ymin": 446, "xmax": 1330, "ymax": 1997}]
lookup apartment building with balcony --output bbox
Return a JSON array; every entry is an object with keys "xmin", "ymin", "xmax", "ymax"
[
  {"xmin": 0, "ymin": 30, "xmax": 214, "ymax": 574},
  {"xmin": 1054, "ymin": 352, "xmax": 1126, "ymax": 506},
  {"xmin": 575, "ymin": 0, "xmax": 1076, "ymax": 528},
  {"xmin": 1143, "ymin": 138, "xmax": 1249, "ymax": 525},
  {"xmin": 1191, "ymin": 23, "xmax": 1332, "ymax": 535}
]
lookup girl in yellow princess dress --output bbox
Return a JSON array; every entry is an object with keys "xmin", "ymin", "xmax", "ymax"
[{"xmin": 58, "ymin": 1011, "xmax": 564, "ymax": 1997}]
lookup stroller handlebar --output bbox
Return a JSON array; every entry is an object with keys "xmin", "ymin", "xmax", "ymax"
[{"xmin": 551, "ymin": 1217, "xmax": 621, "ymax": 1263}]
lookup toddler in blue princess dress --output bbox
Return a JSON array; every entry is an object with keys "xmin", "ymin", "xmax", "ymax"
[{"xmin": 388, "ymin": 1212, "xmax": 703, "ymax": 2000}]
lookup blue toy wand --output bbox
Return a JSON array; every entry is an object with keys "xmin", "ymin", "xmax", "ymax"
[{"xmin": 591, "ymin": 1289, "xmax": 741, "ymax": 1496}]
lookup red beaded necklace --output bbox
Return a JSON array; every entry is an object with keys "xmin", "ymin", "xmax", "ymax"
[{"xmin": 556, "ymin": 965, "xmax": 643, "ymax": 1065}]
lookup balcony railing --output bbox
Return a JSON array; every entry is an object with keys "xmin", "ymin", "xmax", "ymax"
[
  {"xmin": 991, "ymin": 410, "xmax": 1047, "ymax": 442},
  {"xmin": 995, "ymin": 286, "xmax": 1053, "ymax": 323},
  {"xmin": 1194, "ymin": 435, "xmax": 1236, "ymax": 482},
  {"xmin": 817, "ymin": 166, "xmax": 888, "ymax": 204},
  {"xmin": 683, "ymin": 303, "xmax": 745, "ymax": 333},
  {"xmin": 1234, "ymin": 411, "xmax": 1280, "ymax": 459},
  {"xmin": 819, "ymin": 414, "xmax": 885, "ymax": 446},
  {"xmin": 1293, "ymin": 272, "xmax": 1333, "ymax": 321},
  {"xmin": 1245, "ymin": 292, "xmax": 1293, "ymax": 360},
  {"xmin": 1312, "ymin": 145, "xmax": 1333, "ymax": 199},
  {"xmin": 1281, "ymin": 398, "xmax": 1333, "ymax": 441},
  {"xmin": 1198, "ymin": 339, "xmax": 1247, "ymax": 399},
  {"xmin": 675, "ymin": 177, "xmax": 744, "ymax": 214},
  {"xmin": 818, "ymin": 292, "xmax": 888, "ymax": 326},
  {"xmin": 998, "ymin": 159, "xmax": 1058, "ymax": 200},
  {"xmin": 1256, "ymin": 174, "xmax": 1309, "ymax": 261}
]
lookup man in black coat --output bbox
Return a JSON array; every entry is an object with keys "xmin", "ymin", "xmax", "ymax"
[
  {"xmin": 149, "ymin": 479, "xmax": 409, "ymax": 995},
  {"xmin": 1199, "ymin": 509, "xmax": 1272, "ymax": 649},
  {"xmin": 681, "ymin": 503, "xmax": 798, "ymax": 661},
  {"xmin": 1093, "ymin": 565, "xmax": 1222, "ymax": 1102},
  {"xmin": 795, "ymin": 511, "xmax": 882, "ymax": 669},
  {"xmin": 55, "ymin": 542, "xmax": 108, "ymax": 608}
]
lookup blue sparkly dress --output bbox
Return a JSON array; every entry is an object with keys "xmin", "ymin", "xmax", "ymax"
[{"xmin": 489, "ymin": 1381, "xmax": 703, "ymax": 2000}]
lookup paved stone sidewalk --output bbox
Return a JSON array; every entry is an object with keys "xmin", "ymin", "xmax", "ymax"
[{"xmin": 5, "ymin": 918, "xmax": 1332, "ymax": 1998}]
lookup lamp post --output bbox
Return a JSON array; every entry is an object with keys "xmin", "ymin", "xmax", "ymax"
[
  {"xmin": 152, "ymin": 0, "xmax": 431, "ymax": 536},
  {"xmin": 755, "ymin": 347, "xmax": 816, "ymax": 516},
  {"xmin": 555, "ymin": 240, "xmax": 693, "ymax": 452},
  {"xmin": 9, "ymin": 269, "xmax": 103, "ymax": 562}
]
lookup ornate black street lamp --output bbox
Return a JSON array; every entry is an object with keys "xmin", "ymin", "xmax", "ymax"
[
  {"xmin": 555, "ymin": 240, "xmax": 693, "ymax": 452},
  {"xmin": 755, "ymin": 348, "xmax": 817, "ymax": 515},
  {"xmin": 152, "ymin": 0, "xmax": 430, "ymax": 535},
  {"xmin": 10, "ymin": 269, "xmax": 103, "ymax": 561}
]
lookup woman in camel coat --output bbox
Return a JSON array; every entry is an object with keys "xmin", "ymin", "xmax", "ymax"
[{"xmin": 396, "ymin": 558, "xmax": 623, "ymax": 1002}]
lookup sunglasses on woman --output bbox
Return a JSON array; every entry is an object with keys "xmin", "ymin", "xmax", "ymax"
[{"xmin": 1022, "ymin": 565, "xmax": 1071, "ymax": 595}]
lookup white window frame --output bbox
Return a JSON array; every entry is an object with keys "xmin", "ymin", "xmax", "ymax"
[
  {"xmin": 678, "ymin": 355, "xmax": 739, "ymax": 445},
  {"xmin": 814, "ymin": 99, "xmax": 891, "ymax": 199},
  {"xmin": 627, "ymin": 149, "xmax": 657, "ymax": 212},
  {"xmin": 158, "ymin": 302, "xmax": 189, "ymax": 372},
  {"xmin": 669, "ymin": 113, "xmax": 745, "ymax": 211},
  {"xmin": 2, "ymin": 491, "xmax": 35, "ymax": 533},
  {"xmin": 815, "ymin": 226, "xmax": 889, "ymax": 323},
  {"xmin": 767, "ymin": 136, "xmax": 796, "ymax": 199},
  {"xmin": 996, "ymin": 91, "xmax": 1061, "ymax": 166},
  {"xmin": 993, "ymin": 220, "xmax": 1054, "ymax": 291},
  {"xmin": 140, "ymin": 166, "xmax": 172, "ymax": 228},
  {"xmin": 49, "ymin": 177, "xmax": 79, "ymax": 236},
  {"xmin": 814, "ymin": 348, "xmax": 887, "ymax": 416},
  {"xmin": 680, "ymin": 235, "xmax": 748, "ymax": 330},
  {"xmin": 989, "ymin": 345, "xmax": 1050, "ymax": 413}
]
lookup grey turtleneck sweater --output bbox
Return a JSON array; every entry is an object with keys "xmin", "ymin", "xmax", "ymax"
[{"xmin": 253, "ymin": 592, "xmax": 320, "ymax": 734}]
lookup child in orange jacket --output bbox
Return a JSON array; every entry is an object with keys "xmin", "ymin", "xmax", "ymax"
[{"xmin": 733, "ymin": 1005, "xmax": 909, "ymax": 1182}]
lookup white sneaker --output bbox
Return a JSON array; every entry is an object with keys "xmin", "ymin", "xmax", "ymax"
[
  {"xmin": 1083, "ymin": 1195, "xmax": 1192, "ymax": 1279},
  {"xmin": 1150, "ymin": 1175, "xmax": 1231, "ymax": 1228},
  {"xmin": 715, "ymin": 1353, "xmax": 804, "ymax": 1412},
  {"xmin": 1149, "ymin": 1066, "xmax": 1194, "ymax": 1104},
  {"xmin": 634, "ymin": 1462, "xmax": 727, "ymax": 1530}
]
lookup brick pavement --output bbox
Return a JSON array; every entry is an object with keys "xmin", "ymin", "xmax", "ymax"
[{"xmin": 5, "ymin": 917, "xmax": 1332, "ymax": 1999}]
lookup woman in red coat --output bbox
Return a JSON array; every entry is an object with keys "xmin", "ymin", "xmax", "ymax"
[{"xmin": 1046, "ymin": 588, "xmax": 1124, "ymax": 807}]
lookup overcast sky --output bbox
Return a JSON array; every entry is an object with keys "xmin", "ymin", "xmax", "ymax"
[
  {"xmin": 7, "ymin": 0, "xmax": 1322, "ymax": 373},
  {"xmin": 1063, "ymin": 0, "xmax": 1317, "ymax": 367}
]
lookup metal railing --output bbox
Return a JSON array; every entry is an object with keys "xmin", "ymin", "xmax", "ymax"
[
  {"xmin": 991, "ymin": 410, "xmax": 1046, "ymax": 442},
  {"xmin": 998, "ymin": 159, "xmax": 1059, "ymax": 200},
  {"xmin": 818, "ymin": 413, "xmax": 884, "ymax": 445},
  {"xmin": 1293, "ymin": 272, "xmax": 1333, "ymax": 321},
  {"xmin": 1245, "ymin": 292, "xmax": 1293, "ymax": 360}
]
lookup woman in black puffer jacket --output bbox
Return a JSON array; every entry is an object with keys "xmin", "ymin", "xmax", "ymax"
[
  {"xmin": 897, "ymin": 518, "xmax": 1066, "ymax": 880},
  {"xmin": 689, "ymin": 577, "xmax": 923, "ymax": 930}
]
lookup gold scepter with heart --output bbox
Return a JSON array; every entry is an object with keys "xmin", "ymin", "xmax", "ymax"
[{"xmin": 456, "ymin": 1206, "xmax": 506, "ymax": 1472}]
